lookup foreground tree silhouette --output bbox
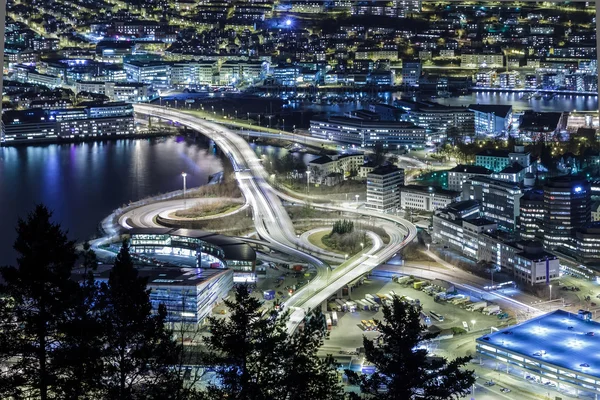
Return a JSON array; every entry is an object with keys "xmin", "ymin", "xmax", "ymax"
[
  {"xmin": 202, "ymin": 285, "xmax": 343, "ymax": 400},
  {"xmin": 53, "ymin": 241, "xmax": 105, "ymax": 398},
  {"xmin": 280, "ymin": 311, "xmax": 344, "ymax": 400},
  {"xmin": 0, "ymin": 205, "xmax": 80, "ymax": 399},
  {"xmin": 346, "ymin": 296, "xmax": 475, "ymax": 400},
  {"xmin": 99, "ymin": 241, "xmax": 181, "ymax": 399}
]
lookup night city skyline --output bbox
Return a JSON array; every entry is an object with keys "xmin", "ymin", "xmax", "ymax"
[{"xmin": 0, "ymin": 0, "xmax": 600, "ymax": 399}]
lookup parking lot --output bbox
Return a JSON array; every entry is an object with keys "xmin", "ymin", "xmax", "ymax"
[{"xmin": 325, "ymin": 276, "xmax": 503, "ymax": 352}]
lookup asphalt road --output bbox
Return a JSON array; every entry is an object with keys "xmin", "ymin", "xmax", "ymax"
[{"xmin": 132, "ymin": 104, "xmax": 418, "ymax": 333}]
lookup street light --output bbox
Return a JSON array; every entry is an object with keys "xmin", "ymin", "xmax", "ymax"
[
  {"xmin": 360, "ymin": 242, "xmax": 364, "ymax": 252},
  {"xmin": 549, "ymin": 284, "xmax": 553, "ymax": 301},
  {"xmin": 355, "ymin": 194, "xmax": 359, "ymax": 206},
  {"xmin": 181, "ymin": 172, "xmax": 187, "ymax": 209},
  {"xmin": 306, "ymin": 170, "xmax": 311, "ymax": 194},
  {"xmin": 345, "ymin": 254, "xmax": 348, "ymax": 261},
  {"xmin": 471, "ymin": 320, "xmax": 476, "ymax": 331}
]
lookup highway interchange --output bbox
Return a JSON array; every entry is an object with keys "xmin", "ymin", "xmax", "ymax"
[{"xmin": 130, "ymin": 104, "xmax": 418, "ymax": 332}]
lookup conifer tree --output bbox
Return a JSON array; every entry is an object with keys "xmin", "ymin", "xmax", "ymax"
[{"xmin": 99, "ymin": 241, "xmax": 180, "ymax": 399}]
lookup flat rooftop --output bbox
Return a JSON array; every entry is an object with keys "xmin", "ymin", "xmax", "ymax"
[
  {"xmin": 95, "ymin": 266, "xmax": 230, "ymax": 287},
  {"xmin": 478, "ymin": 310, "xmax": 600, "ymax": 378}
]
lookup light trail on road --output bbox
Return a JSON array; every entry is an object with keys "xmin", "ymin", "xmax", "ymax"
[{"xmin": 132, "ymin": 104, "xmax": 418, "ymax": 332}]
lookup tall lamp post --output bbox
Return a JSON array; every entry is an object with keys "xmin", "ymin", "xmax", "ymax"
[
  {"xmin": 355, "ymin": 194, "xmax": 359, "ymax": 206},
  {"xmin": 181, "ymin": 172, "xmax": 187, "ymax": 209},
  {"xmin": 549, "ymin": 284, "xmax": 553, "ymax": 301},
  {"xmin": 306, "ymin": 170, "xmax": 311, "ymax": 194}
]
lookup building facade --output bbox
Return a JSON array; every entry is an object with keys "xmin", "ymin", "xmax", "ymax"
[
  {"xmin": 463, "ymin": 176, "xmax": 523, "ymax": 232},
  {"xmin": 366, "ymin": 165, "xmax": 404, "ymax": 213},
  {"xmin": 400, "ymin": 185, "xmax": 460, "ymax": 212},
  {"xmin": 309, "ymin": 116, "xmax": 426, "ymax": 148},
  {"xmin": 447, "ymin": 165, "xmax": 493, "ymax": 192},
  {"xmin": 542, "ymin": 175, "xmax": 591, "ymax": 250},
  {"xmin": 2, "ymin": 103, "xmax": 135, "ymax": 144}
]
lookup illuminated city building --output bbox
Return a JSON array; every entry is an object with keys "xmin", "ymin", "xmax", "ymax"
[{"xmin": 542, "ymin": 175, "xmax": 591, "ymax": 250}]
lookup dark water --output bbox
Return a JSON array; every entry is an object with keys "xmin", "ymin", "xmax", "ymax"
[
  {"xmin": 293, "ymin": 91, "xmax": 599, "ymax": 115},
  {"xmin": 0, "ymin": 137, "xmax": 223, "ymax": 265}
]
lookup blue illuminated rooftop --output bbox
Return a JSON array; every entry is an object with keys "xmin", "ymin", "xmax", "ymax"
[{"xmin": 478, "ymin": 310, "xmax": 600, "ymax": 377}]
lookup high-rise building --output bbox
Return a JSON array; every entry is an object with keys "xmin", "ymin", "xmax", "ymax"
[
  {"xmin": 463, "ymin": 176, "xmax": 522, "ymax": 232},
  {"xmin": 517, "ymin": 189, "xmax": 545, "ymax": 240},
  {"xmin": 543, "ymin": 175, "xmax": 591, "ymax": 250},
  {"xmin": 366, "ymin": 165, "xmax": 404, "ymax": 213}
]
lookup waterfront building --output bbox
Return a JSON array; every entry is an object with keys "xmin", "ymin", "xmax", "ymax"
[
  {"xmin": 2, "ymin": 103, "xmax": 135, "ymax": 144},
  {"xmin": 309, "ymin": 116, "xmax": 426, "ymax": 148},
  {"xmin": 463, "ymin": 176, "xmax": 523, "ymax": 232},
  {"xmin": 543, "ymin": 175, "xmax": 591, "ymax": 250},
  {"xmin": 396, "ymin": 99, "xmax": 474, "ymax": 135},
  {"xmin": 468, "ymin": 104, "xmax": 512, "ymax": 137},
  {"xmin": 446, "ymin": 165, "xmax": 493, "ymax": 192},
  {"xmin": 75, "ymin": 81, "xmax": 150, "ymax": 102},
  {"xmin": 272, "ymin": 65, "xmax": 301, "ymax": 86},
  {"xmin": 400, "ymin": 185, "xmax": 460, "ymax": 212},
  {"xmin": 366, "ymin": 165, "xmax": 404, "ymax": 213}
]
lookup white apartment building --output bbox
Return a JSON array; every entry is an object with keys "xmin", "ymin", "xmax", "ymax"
[
  {"xmin": 366, "ymin": 166, "xmax": 404, "ymax": 213},
  {"xmin": 460, "ymin": 54, "xmax": 504, "ymax": 68},
  {"xmin": 400, "ymin": 185, "xmax": 460, "ymax": 212}
]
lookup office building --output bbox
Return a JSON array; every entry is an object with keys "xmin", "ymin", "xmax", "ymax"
[
  {"xmin": 272, "ymin": 65, "xmax": 301, "ymax": 86},
  {"xmin": 569, "ymin": 222, "xmax": 600, "ymax": 265},
  {"xmin": 366, "ymin": 165, "xmax": 404, "ymax": 213},
  {"xmin": 310, "ymin": 116, "xmax": 426, "ymax": 148},
  {"xmin": 128, "ymin": 228, "xmax": 257, "ymax": 282},
  {"xmin": 543, "ymin": 175, "xmax": 591, "ymax": 250},
  {"xmin": 446, "ymin": 165, "xmax": 493, "ymax": 192},
  {"xmin": 171, "ymin": 61, "xmax": 217, "ymax": 86},
  {"xmin": 400, "ymin": 185, "xmax": 460, "ymax": 212},
  {"xmin": 124, "ymin": 60, "xmax": 171, "ymax": 86},
  {"xmin": 517, "ymin": 189, "xmax": 544, "ymax": 240},
  {"xmin": 397, "ymin": 100, "xmax": 474, "ymax": 135},
  {"xmin": 463, "ymin": 176, "xmax": 522, "ymax": 232},
  {"xmin": 477, "ymin": 310, "xmax": 600, "ymax": 397},
  {"xmin": 478, "ymin": 235, "xmax": 559, "ymax": 285},
  {"xmin": 75, "ymin": 81, "xmax": 150, "ymax": 102},
  {"xmin": 96, "ymin": 267, "xmax": 233, "ymax": 327},
  {"xmin": 432, "ymin": 199, "xmax": 490, "ymax": 254},
  {"xmin": 468, "ymin": 104, "xmax": 513, "ymax": 137},
  {"xmin": 2, "ymin": 103, "xmax": 135, "ymax": 144}
]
